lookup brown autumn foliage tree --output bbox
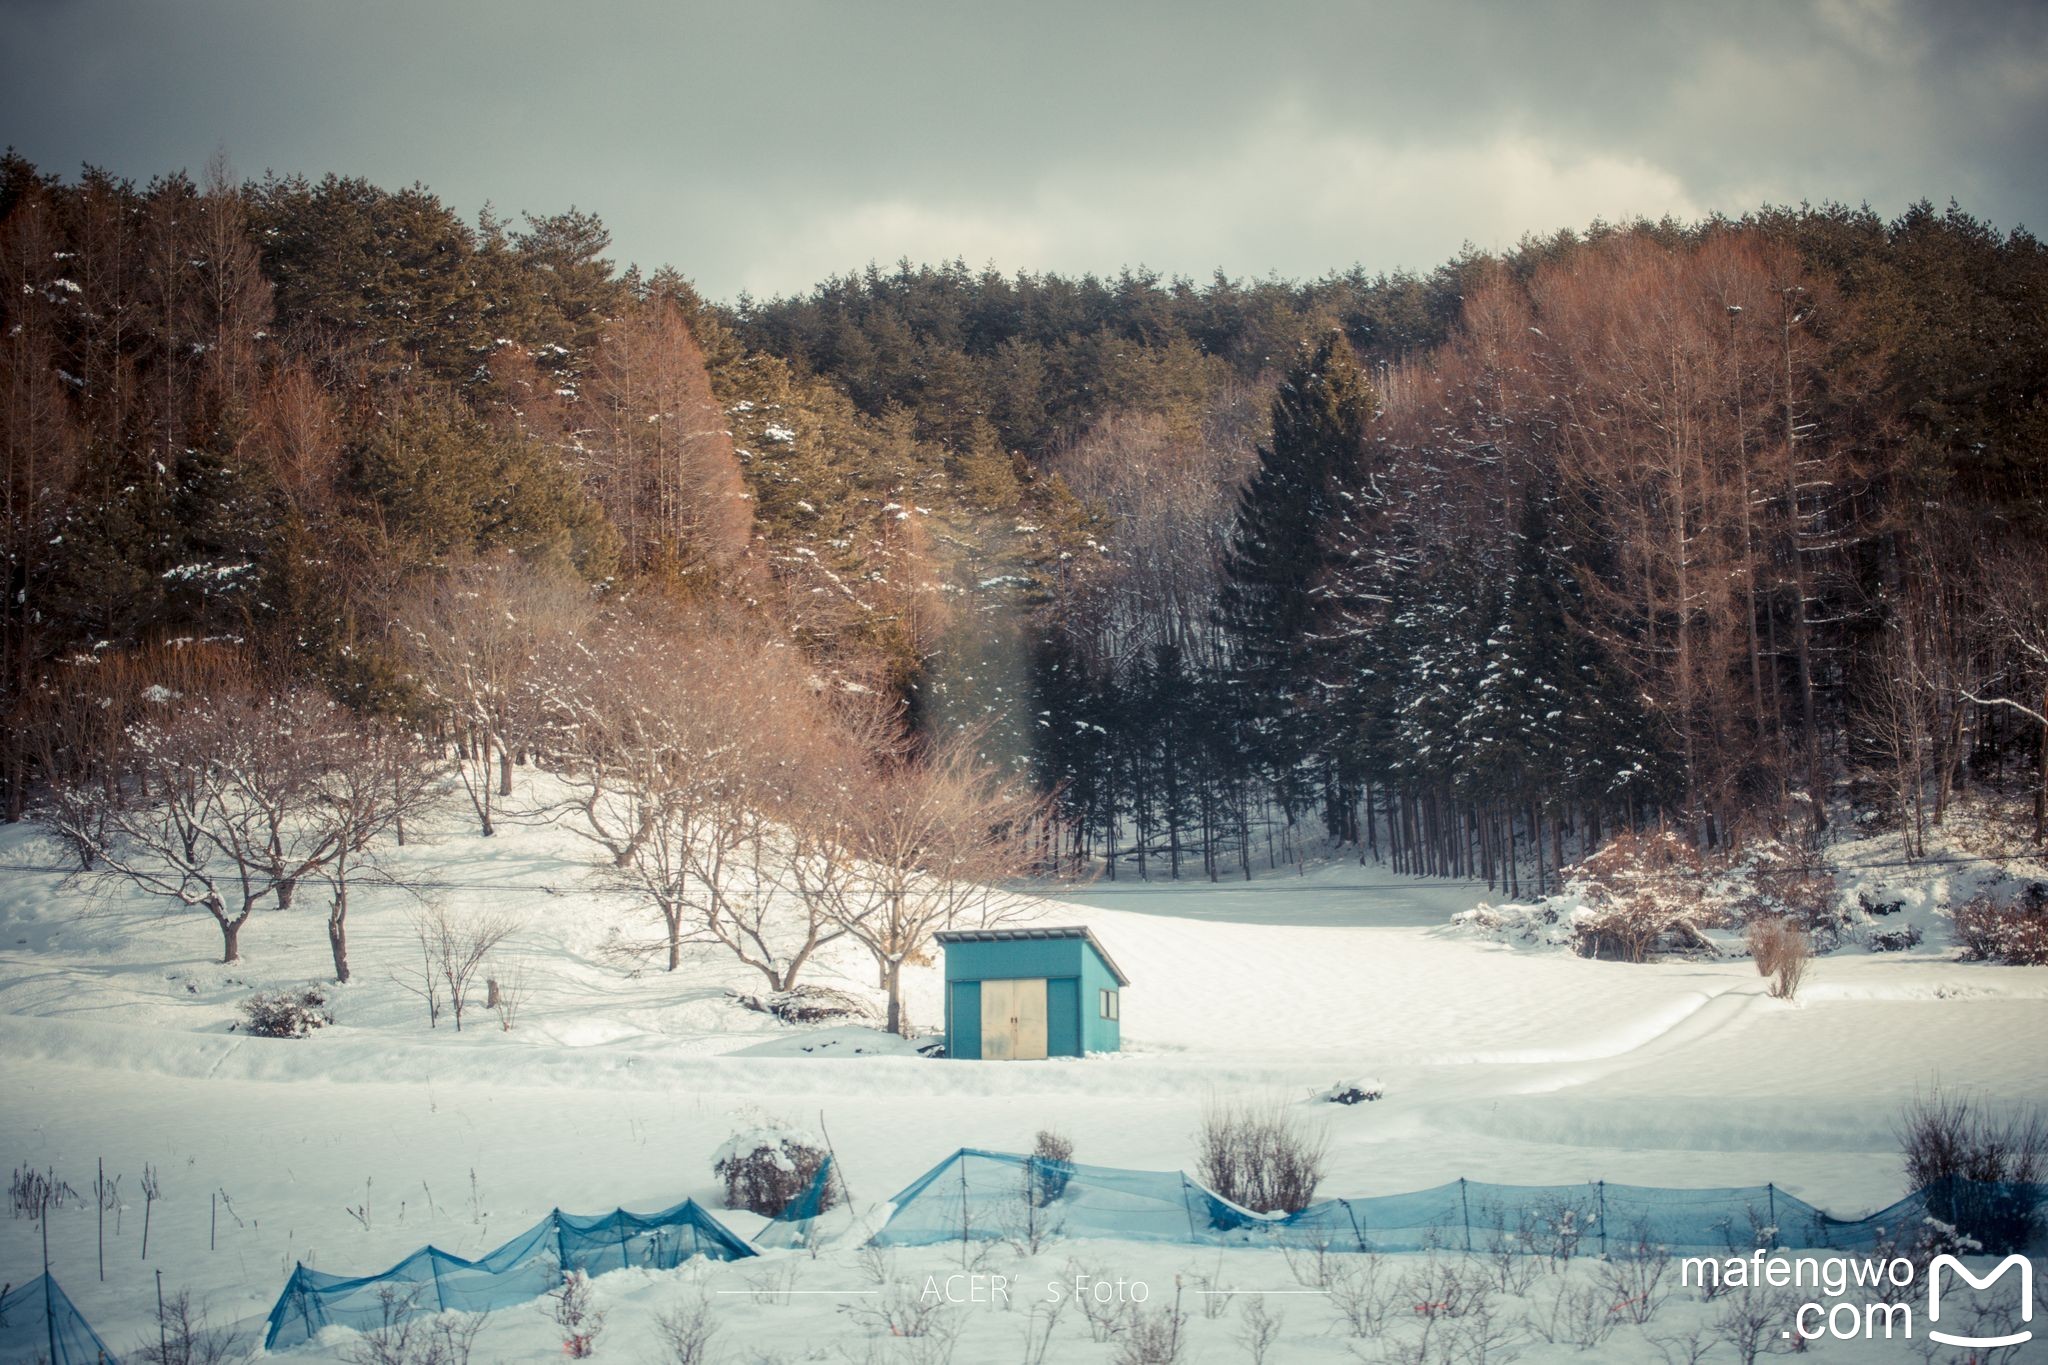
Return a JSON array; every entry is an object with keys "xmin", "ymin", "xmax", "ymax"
[
  {"xmin": 585, "ymin": 298, "xmax": 752, "ymax": 583},
  {"xmin": 1527, "ymin": 233, "xmax": 1860, "ymax": 844}
]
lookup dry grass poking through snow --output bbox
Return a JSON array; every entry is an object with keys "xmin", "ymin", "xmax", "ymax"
[{"xmin": 1745, "ymin": 917, "xmax": 1812, "ymax": 1000}]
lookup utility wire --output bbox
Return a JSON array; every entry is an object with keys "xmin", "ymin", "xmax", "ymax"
[{"xmin": 2, "ymin": 851, "xmax": 2032, "ymax": 896}]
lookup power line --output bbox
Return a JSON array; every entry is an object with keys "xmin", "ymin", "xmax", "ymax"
[{"xmin": 0, "ymin": 851, "xmax": 2032, "ymax": 898}]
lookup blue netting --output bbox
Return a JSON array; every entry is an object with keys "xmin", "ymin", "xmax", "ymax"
[
  {"xmin": 755, "ymin": 1155, "xmax": 841, "ymax": 1250},
  {"xmin": 263, "ymin": 1199, "xmax": 754, "ymax": 1352},
  {"xmin": 0, "ymin": 1273, "xmax": 119, "ymax": 1364},
  {"xmin": 871, "ymin": 1151, "xmax": 2046, "ymax": 1257},
  {"xmin": 870, "ymin": 1149, "xmax": 1261, "ymax": 1247}
]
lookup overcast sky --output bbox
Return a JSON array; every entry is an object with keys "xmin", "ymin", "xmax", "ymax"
[{"xmin": 4, "ymin": 0, "xmax": 2043, "ymax": 300}]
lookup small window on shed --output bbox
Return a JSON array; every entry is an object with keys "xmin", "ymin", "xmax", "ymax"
[{"xmin": 1100, "ymin": 989, "xmax": 1119, "ymax": 1020}]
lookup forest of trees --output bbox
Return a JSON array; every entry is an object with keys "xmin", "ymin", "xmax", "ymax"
[
  {"xmin": 3, "ymin": 148, "xmax": 2045, "ymax": 903},
  {"xmin": 740, "ymin": 206, "xmax": 2048, "ymax": 888}
]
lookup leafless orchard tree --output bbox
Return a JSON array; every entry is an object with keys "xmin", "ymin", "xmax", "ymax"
[
  {"xmin": 50, "ymin": 670, "xmax": 357, "ymax": 963},
  {"xmin": 399, "ymin": 552, "xmax": 593, "ymax": 835},
  {"xmin": 544, "ymin": 610, "xmax": 684, "ymax": 871},
  {"xmin": 404, "ymin": 902, "xmax": 516, "ymax": 1032},
  {"xmin": 314, "ymin": 720, "xmax": 443, "ymax": 983},
  {"xmin": 809, "ymin": 724, "xmax": 1049, "ymax": 1036},
  {"xmin": 590, "ymin": 617, "xmax": 855, "ymax": 986}
]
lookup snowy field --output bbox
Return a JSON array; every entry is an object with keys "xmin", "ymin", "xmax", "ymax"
[{"xmin": 2, "ymin": 787, "xmax": 2045, "ymax": 1362}]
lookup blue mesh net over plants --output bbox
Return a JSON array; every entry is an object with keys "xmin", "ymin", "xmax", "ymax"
[
  {"xmin": 263, "ymin": 1199, "xmax": 754, "ymax": 1352},
  {"xmin": 0, "ymin": 1273, "xmax": 120, "ymax": 1365},
  {"xmin": 869, "ymin": 1150, "xmax": 2045, "ymax": 1257},
  {"xmin": 869, "ymin": 1149, "xmax": 1262, "ymax": 1248},
  {"xmin": 754, "ymin": 1155, "xmax": 841, "ymax": 1251}
]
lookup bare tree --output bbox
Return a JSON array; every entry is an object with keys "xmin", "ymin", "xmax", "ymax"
[
  {"xmin": 51, "ymin": 672, "xmax": 354, "ymax": 963},
  {"xmin": 314, "ymin": 720, "xmax": 443, "ymax": 982},
  {"xmin": 1856, "ymin": 626, "xmax": 1934, "ymax": 857},
  {"xmin": 410, "ymin": 903, "xmax": 515, "ymax": 1033},
  {"xmin": 545, "ymin": 609, "xmax": 685, "ymax": 870},
  {"xmin": 1960, "ymin": 547, "xmax": 2048, "ymax": 842},
  {"xmin": 812, "ymin": 725, "xmax": 1048, "ymax": 1036},
  {"xmin": 596, "ymin": 617, "xmax": 853, "ymax": 986},
  {"xmin": 400, "ymin": 553, "xmax": 592, "ymax": 833}
]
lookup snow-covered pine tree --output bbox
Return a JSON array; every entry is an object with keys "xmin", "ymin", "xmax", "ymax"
[{"xmin": 1216, "ymin": 333, "xmax": 1378, "ymax": 828}]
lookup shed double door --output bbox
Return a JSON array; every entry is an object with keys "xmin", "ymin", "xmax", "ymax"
[{"xmin": 980, "ymin": 977, "xmax": 1048, "ymax": 1060}]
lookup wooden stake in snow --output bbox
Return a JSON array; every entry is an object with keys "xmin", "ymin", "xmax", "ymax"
[{"xmin": 141, "ymin": 1164, "xmax": 159, "ymax": 1261}]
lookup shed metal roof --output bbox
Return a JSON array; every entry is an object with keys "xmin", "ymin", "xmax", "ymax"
[{"xmin": 935, "ymin": 925, "xmax": 1131, "ymax": 986}]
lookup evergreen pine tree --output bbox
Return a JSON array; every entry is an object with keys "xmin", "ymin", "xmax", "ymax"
[{"xmin": 1216, "ymin": 332, "xmax": 1377, "ymax": 820}]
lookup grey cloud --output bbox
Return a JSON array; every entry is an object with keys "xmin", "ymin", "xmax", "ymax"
[{"xmin": 1, "ymin": 0, "xmax": 2041, "ymax": 298}]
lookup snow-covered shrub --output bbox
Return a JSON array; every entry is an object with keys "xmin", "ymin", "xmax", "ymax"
[
  {"xmin": 1745, "ymin": 918, "xmax": 1784, "ymax": 977},
  {"xmin": 845, "ymin": 1277, "xmax": 959, "ymax": 1344},
  {"xmin": 1316, "ymin": 1079, "xmax": 1383, "ymax": 1105},
  {"xmin": 1951, "ymin": 891, "xmax": 2048, "ymax": 964},
  {"xmin": 1740, "ymin": 838, "xmax": 1841, "ymax": 933},
  {"xmin": 1714, "ymin": 1281, "xmax": 1801, "ymax": 1365},
  {"xmin": 238, "ymin": 987, "xmax": 334, "ymax": 1038},
  {"xmin": 9, "ymin": 1164, "xmax": 80, "ymax": 1221},
  {"xmin": 1451, "ymin": 899, "xmax": 1569, "ymax": 948},
  {"xmin": 485, "ymin": 962, "xmax": 528, "ymax": 1032},
  {"xmin": 1867, "ymin": 924, "xmax": 1922, "ymax": 952},
  {"xmin": 1528, "ymin": 1278, "xmax": 1613, "ymax": 1349},
  {"xmin": 713, "ymin": 1113, "xmax": 838, "ymax": 1217},
  {"xmin": 341, "ymin": 1284, "xmax": 483, "ymax": 1365},
  {"xmin": 1563, "ymin": 832, "xmax": 1720, "ymax": 962},
  {"xmin": 1195, "ymin": 1097, "xmax": 1326, "ymax": 1214},
  {"xmin": 731, "ymin": 985, "xmax": 875, "ymax": 1025},
  {"xmin": 1895, "ymin": 1088, "xmax": 2046, "ymax": 1253},
  {"xmin": 1593, "ymin": 1222, "xmax": 1673, "ymax": 1324},
  {"xmin": 1030, "ymin": 1128, "xmax": 1076, "ymax": 1205}
]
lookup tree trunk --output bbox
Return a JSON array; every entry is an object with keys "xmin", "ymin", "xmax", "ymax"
[
  {"xmin": 884, "ymin": 958, "xmax": 905, "ymax": 1037},
  {"xmin": 3, "ymin": 737, "xmax": 23, "ymax": 823},
  {"xmin": 2037, "ymin": 686, "xmax": 2047, "ymax": 845},
  {"xmin": 498, "ymin": 744, "xmax": 514, "ymax": 798},
  {"xmin": 328, "ymin": 895, "xmax": 350, "ymax": 983},
  {"xmin": 219, "ymin": 911, "xmax": 243, "ymax": 964}
]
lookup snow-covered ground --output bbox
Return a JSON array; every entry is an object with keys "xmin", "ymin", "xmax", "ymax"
[{"xmin": 2, "ymin": 785, "xmax": 2044, "ymax": 1362}]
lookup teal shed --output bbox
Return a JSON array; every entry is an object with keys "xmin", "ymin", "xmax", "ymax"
[{"xmin": 936, "ymin": 926, "xmax": 1128, "ymax": 1059}]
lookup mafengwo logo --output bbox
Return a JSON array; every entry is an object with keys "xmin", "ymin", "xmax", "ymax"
[{"xmin": 1927, "ymin": 1254, "xmax": 2033, "ymax": 1349}]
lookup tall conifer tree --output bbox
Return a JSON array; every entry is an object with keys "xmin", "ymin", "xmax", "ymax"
[{"xmin": 1216, "ymin": 333, "xmax": 1377, "ymax": 821}]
